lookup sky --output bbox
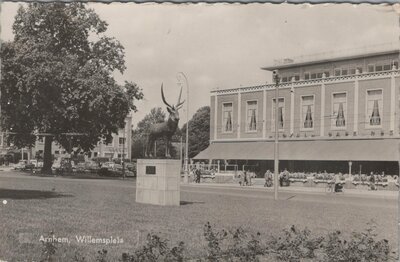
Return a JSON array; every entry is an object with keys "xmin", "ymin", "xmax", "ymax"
[{"xmin": 1, "ymin": 3, "xmax": 399, "ymax": 127}]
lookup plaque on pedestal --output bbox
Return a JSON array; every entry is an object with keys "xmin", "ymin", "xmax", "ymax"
[{"xmin": 136, "ymin": 159, "xmax": 181, "ymax": 206}]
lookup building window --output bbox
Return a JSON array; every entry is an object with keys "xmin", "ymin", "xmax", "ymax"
[
  {"xmin": 357, "ymin": 67, "xmax": 363, "ymax": 74},
  {"xmin": 272, "ymin": 98, "xmax": 285, "ymax": 131},
  {"xmin": 301, "ymin": 95, "xmax": 314, "ymax": 129},
  {"xmin": 334, "ymin": 68, "xmax": 341, "ymax": 76},
  {"xmin": 310, "ymin": 73, "xmax": 317, "ymax": 79},
  {"xmin": 341, "ymin": 69, "xmax": 348, "ymax": 76},
  {"xmin": 94, "ymin": 152, "xmax": 98, "ymax": 157},
  {"xmin": 88, "ymin": 152, "xmax": 92, "ymax": 158},
  {"xmin": 222, "ymin": 103, "xmax": 233, "ymax": 133},
  {"xmin": 246, "ymin": 101, "xmax": 258, "ymax": 132},
  {"xmin": 367, "ymin": 90, "xmax": 383, "ymax": 127},
  {"xmin": 294, "ymin": 75, "xmax": 300, "ymax": 81},
  {"xmin": 304, "ymin": 73, "xmax": 310, "ymax": 80},
  {"xmin": 375, "ymin": 65, "xmax": 383, "ymax": 72},
  {"xmin": 317, "ymin": 72, "xmax": 323, "ymax": 79},
  {"xmin": 282, "ymin": 77, "xmax": 288, "ymax": 83},
  {"xmin": 38, "ymin": 136, "xmax": 44, "ymax": 144},
  {"xmin": 55, "ymin": 150, "xmax": 60, "ymax": 155},
  {"xmin": 332, "ymin": 93, "xmax": 347, "ymax": 128},
  {"xmin": 324, "ymin": 71, "xmax": 330, "ymax": 78},
  {"xmin": 119, "ymin": 137, "xmax": 126, "ymax": 145},
  {"xmin": 349, "ymin": 68, "xmax": 356, "ymax": 75},
  {"xmin": 368, "ymin": 64, "xmax": 375, "ymax": 72},
  {"xmin": 383, "ymin": 64, "xmax": 391, "ymax": 71}
]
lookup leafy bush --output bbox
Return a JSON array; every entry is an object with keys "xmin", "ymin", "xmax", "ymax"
[
  {"xmin": 36, "ymin": 223, "xmax": 397, "ymax": 262},
  {"xmin": 269, "ymin": 225, "xmax": 323, "ymax": 261},
  {"xmin": 121, "ymin": 233, "xmax": 185, "ymax": 262},
  {"xmin": 39, "ymin": 231, "xmax": 58, "ymax": 262},
  {"xmin": 321, "ymin": 223, "xmax": 393, "ymax": 262}
]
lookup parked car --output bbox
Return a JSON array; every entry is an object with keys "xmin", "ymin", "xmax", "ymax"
[
  {"xmin": 126, "ymin": 162, "xmax": 137, "ymax": 177},
  {"xmin": 14, "ymin": 160, "xmax": 27, "ymax": 170},
  {"xmin": 86, "ymin": 161, "xmax": 100, "ymax": 173},
  {"xmin": 52, "ymin": 158, "xmax": 62, "ymax": 172},
  {"xmin": 101, "ymin": 162, "xmax": 115, "ymax": 170},
  {"xmin": 52, "ymin": 158, "xmax": 74, "ymax": 174},
  {"xmin": 114, "ymin": 164, "xmax": 123, "ymax": 171},
  {"xmin": 30, "ymin": 160, "xmax": 38, "ymax": 167},
  {"xmin": 73, "ymin": 162, "xmax": 87, "ymax": 173},
  {"xmin": 24, "ymin": 162, "xmax": 35, "ymax": 171}
]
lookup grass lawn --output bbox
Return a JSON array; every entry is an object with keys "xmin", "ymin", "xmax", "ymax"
[{"xmin": 0, "ymin": 171, "xmax": 397, "ymax": 261}]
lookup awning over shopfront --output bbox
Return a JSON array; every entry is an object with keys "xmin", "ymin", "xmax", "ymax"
[{"xmin": 193, "ymin": 139, "xmax": 400, "ymax": 161}]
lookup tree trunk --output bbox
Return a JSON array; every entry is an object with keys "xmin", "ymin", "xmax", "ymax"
[{"xmin": 42, "ymin": 136, "xmax": 53, "ymax": 174}]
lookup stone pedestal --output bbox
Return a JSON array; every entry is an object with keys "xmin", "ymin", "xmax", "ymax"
[{"xmin": 136, "ymin": 159, "xmax": 180, "ymax": 206}]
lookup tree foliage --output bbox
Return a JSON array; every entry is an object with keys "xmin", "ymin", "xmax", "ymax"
[
  {"xmin": 182, "ymin": 106, "xmax": 210, "ymax": 159},
  {"xmin": 1, "ymin": 3, "xmax": 143, "ymax": 171}
]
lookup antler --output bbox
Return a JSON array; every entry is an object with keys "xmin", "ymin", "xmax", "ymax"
[
  {"xmin": 161, "ymin": 83, "xmax": 173, "ymax": 109},
  {"xmin": 176, "ymin": 86, "xmax": 185, "ymax": 109},
  {"xmin": 176, "ymin": 100, "xmax": 185, "ymax": 110},
  {"xmin": 175, "ymin": 87, "xmax": 185, "ymax": 109},
  {"xmin": 177, "ymin": 86, "xmax": 182, "ymax": 105}
]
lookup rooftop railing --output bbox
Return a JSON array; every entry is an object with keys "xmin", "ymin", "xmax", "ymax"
[{"xmin": 272, "ymin": 42, "xmax": 399, "ymax": 67}]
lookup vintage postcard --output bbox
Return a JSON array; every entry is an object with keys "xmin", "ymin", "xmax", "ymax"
[{"xmin": 0, "ymin": 2, "xmax": 398, "ymax": 261}]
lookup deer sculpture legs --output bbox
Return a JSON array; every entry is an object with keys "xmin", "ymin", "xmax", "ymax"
[{"xmin": 145, "ymin": 135, "xmax": 172, "ymax": 158}]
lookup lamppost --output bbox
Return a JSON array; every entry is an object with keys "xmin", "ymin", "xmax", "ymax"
[
  {"xmin": 273, "ymin": 70, "xmax": 280, "ymax": 201},
  {"xmin": 177, "ymin": 72, "xmax": 189, "ymax": 184},
  {"xmin": 122, "ymin": 124, "xmax": 126, "ymax": 179}
]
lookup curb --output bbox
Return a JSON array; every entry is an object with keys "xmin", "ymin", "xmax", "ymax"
[{"xmin": 181, "ymin": 182, "xmax": 398, "ymax": 198}]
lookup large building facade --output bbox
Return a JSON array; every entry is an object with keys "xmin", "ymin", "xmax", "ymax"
[
  {"xmin": 195, "ymin": 44, "xmax": 400, "ymax": 175},
  {"xmin": 0, "ymin": 115, "xmax": 133, "ymax": 163},
  {"xmin": 32, "ymin": 115, "xmax": 132, "ymax": 161}
]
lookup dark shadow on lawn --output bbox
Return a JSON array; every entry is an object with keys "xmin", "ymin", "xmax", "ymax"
[
  {"xmin": 0, "ymin": 188, "xmax": 74, "ymax": 200},
  {"xmin": 180, "ymin": 201, "xmax": 205, "ymax": 205},
  {"xmin": 30, "ymin": 172, "xmax": 135, "ymax": 181}
]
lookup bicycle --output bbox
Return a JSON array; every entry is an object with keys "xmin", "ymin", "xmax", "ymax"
[
  {"xmin": 325, "ymin": 181, "xmax": 344, "ymax": 194},
  {"xmin": 325, "ymin": 181, "xmax": 335, "ymax": 193}
]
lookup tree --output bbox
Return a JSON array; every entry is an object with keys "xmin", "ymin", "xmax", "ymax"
[
  {"xmin": 0, "ymin": 3, "xmax": 143, "ymax": 173},
  {"xmin": 131, "ymin": 107, "xmax": 179, "ymax": 159},
  {"xmin": 181, "ymin": 106, "xmax": 210, "ymax": 159}
]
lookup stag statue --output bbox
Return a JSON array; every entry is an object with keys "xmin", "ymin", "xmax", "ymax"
[{"xmin": 145, "ymin": 84, "xmax": 185, "ymax": 158}]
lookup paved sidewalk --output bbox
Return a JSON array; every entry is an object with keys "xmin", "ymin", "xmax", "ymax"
[{"xmin": 182, "ymin": 181, "xmax": 398, "ymax": 199}]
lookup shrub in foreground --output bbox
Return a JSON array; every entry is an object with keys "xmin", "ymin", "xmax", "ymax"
[{"xmin": 39, "ymin": 222, "xmax": 396, "ymax": 262}]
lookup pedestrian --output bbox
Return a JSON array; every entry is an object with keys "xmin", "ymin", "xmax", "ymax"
[
  {"xmin": 334, "ymin": 173, "xmax": 343, "ymax": 192},
  {"xmin": 189, "ymin": 168, "xmax": 194, "ymax": 183},
  {"xmin": 247, "ymin": 172, "xmax": 253, "ymax": 186},
  {"xmin": 369, "ymin": 172, "xmax": 376, "ymax": 190},
  {"xmin": 196, "ymin": 168, "xmax": 201, "ymax": 183},
  {"xmin": 283, "ymin": 168, "xmax": 290, "ymax": 186},
  {"xmin": 264, "ymin": 170, "xmax": 273, "ymax": 187},
  {"xmin": 243, "ymin": 171, "xmax": 248, "ymax": 186}
]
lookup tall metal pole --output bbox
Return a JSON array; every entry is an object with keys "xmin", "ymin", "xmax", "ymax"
[
  {"xmin": 273, "ymin": 70, "xmax": 280, "ymax": 200},
  {"xmin": 177, "ymin": 72, "xmax": 189, "ymax": 184}
]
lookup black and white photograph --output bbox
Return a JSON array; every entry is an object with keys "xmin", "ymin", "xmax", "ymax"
[{"xmin": 0, "ymin": 2, "xmax": 399, "ymax": 261}]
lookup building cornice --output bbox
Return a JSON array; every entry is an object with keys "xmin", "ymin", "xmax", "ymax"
[{"xmin": 212, "ymin": 69, "xmax": 400, "ymax": 96}]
